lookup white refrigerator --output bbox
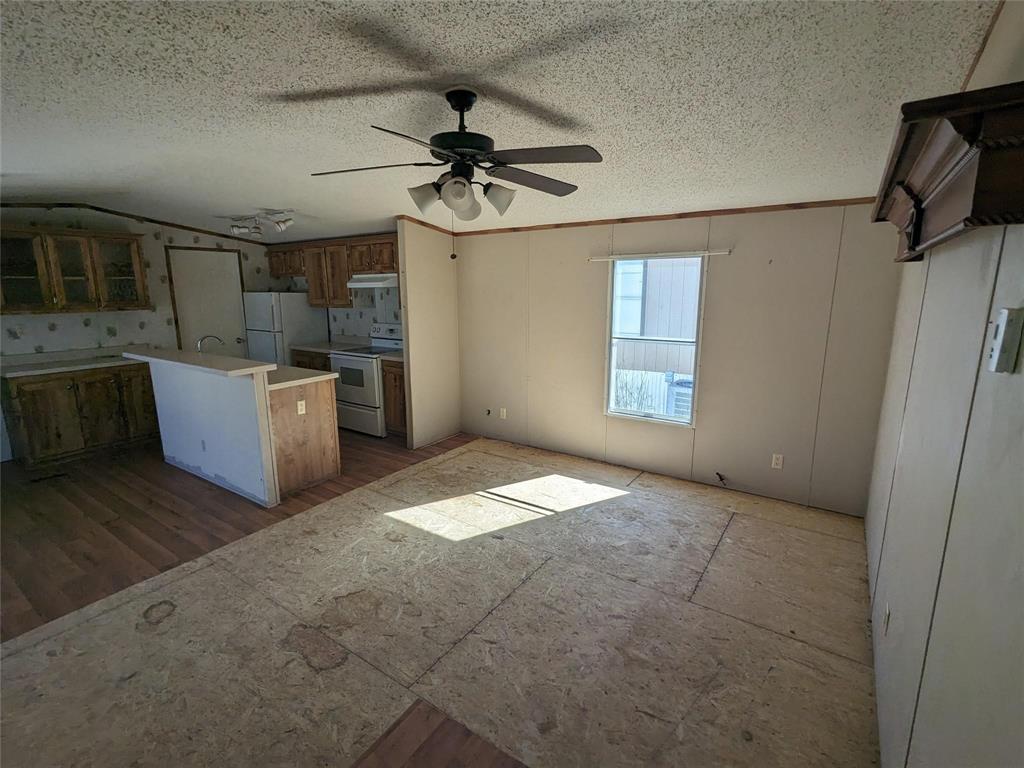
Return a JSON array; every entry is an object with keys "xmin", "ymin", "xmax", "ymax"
[{"xmin": 243, "ymin": 292, "xmax": 328, "ymax": 365}]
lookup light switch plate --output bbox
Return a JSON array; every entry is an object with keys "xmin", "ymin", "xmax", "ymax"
[{"xmin": 988, "ymin": 307, "xmax": 1023, "ymax": 373}]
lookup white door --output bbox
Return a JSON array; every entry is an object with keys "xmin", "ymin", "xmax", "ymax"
[
  {"xmin": 247, "ymin": 330, "xmax": 284, "ymax": 364},
  {"xmin": 168, "ymin": 248, "xmax": 248, "ymax": 357}
]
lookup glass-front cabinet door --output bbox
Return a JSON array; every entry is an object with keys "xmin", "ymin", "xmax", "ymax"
[
  {"xmin": 46, "ymin": 235, "xmax": 98, "ymax": 310},
  {"xmin": 0, "ymin": 232, "xmax": 53, "ymax": 312},
  {"xmin": 92, "ymin": 237, "xmax": 148, "ymax": 309}
]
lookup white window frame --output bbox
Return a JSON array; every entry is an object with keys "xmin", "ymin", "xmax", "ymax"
[{"xmin": 603, "ymin": 253, "xmax": 707, "ymax": 428}]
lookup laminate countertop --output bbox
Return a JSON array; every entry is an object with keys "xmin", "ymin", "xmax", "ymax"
[
  {"xmin": 0, "ymin": 354, "xmax": 141, "ymax": 379},
  {"xmin": 266, "ymin": 366, "xmax": 339, "ymax": 391},
  {"xmin": 123, "ymin": 349, "xmax": 277, "ymax": 377},
  {"xmin": 291, "ymin": 342, "xmax": 405, "ymax": 364}
]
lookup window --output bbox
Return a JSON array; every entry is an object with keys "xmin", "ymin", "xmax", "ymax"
[{"xmin": 607, "ymin": 255, "xmax": 703, "ymax": 425}]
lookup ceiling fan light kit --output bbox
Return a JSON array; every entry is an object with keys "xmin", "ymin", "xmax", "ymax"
[{"xmin": 313, "ymin": 88, "xmax": 603, "ymax": 223}]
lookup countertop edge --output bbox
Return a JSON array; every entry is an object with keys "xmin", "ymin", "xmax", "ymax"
[
  {"xmin": 123, "ymin": 352, "xmax": 278, "ymax": 377},
  {"xmin": 266, "ymin": 371, "xmax": 339, "ymax": 390},
  {"xmin": 0, "ymin": 358, "xmax": 142, "ymax": 379}
]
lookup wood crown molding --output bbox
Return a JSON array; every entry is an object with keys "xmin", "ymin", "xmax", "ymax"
[
  {"xmin": 397, "ymin": 197, "xmax": 876, "ymax": 238},
  {"xmin": 0, "ymin": 202, "xmax": 267, "ymax": 246}
]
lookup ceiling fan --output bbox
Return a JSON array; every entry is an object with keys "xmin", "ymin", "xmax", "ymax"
[{"xmin": 310, "ymin": 88, "xmax": 603, "ymax": 221}]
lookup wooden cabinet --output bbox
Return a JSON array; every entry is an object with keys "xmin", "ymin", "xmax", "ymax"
[
  {"xmin": 382, "ymin": 360, "xmax": 406, "ymax": 435},
  {"xmin": 278, "ymin": 233, "xmax": 399, "ymax": 309},
  {"xmin": 0, "ymin": 228, "xmax": 149, "ymax": 314},
  {"xmin": 75, "ymin": 370, "xmax": 128, "ymax": 446},
  {"xmin": 0, "ymin": 232, "xmax": 53, "ymax": 313},
  {"xmin": 325, "ymin": 245, "xmax": 352, "ymax": 307},
  {"xmin": 46, "ymin": 235, "xmax": 97, "ymax": 310},
  {"xmin": 348, "ymin": 243, "xmax": 373, "ymax": 274},
  {"xmin": 7, "ymin": 376, "xmax": 85, "ymax": 460},
  {"xmin": 1, "ymin": 363, "xmax": 159, "ymax": 465},
  {"xmin": 91, "ymin": 236, "xmax": 147, "ymax": 309},
  {"xmin": 371, "ymin": 241, "xmax": 396, "ymax": 272},
  {"xmin": 269, "ymin": 380, "xmax": 340, "ymax": 495},
  {"xmin": 269, "ymin": 249, "xmax": 305, "ymax": 278},
  {"xmin": 121, "ymin": 366, "xmax": 159, "ymax": 438},
  {"xmin": 291, "ymin": 350, "xmax": 332, "ymax": 372},
  {"xmin": 303, "ymin": 248, "xmax": 329, "ymax": 307}
]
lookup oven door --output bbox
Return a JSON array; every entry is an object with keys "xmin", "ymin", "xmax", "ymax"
[{"xmin": 330, "ymin": 353, "xmax": 382, "ymax": 408}]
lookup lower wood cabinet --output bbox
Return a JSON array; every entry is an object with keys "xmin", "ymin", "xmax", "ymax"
[
  {"xmin": 291, "ymin": 350, "xmax": 332, "ymax": 372},
  {"xmin": 1, "ymin": 363, "xmax": 159, "ymax": 466},
  {"xmin": 382, "ymin": 360, "xmax": 406, "ymax": 436}
]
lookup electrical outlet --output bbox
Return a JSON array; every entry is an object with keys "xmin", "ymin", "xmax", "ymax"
[
  {"xmin": 771, "ymin": 453, "xmax": 784, "ymax": 470},
  {"xmin": 297, "ymin": 399, "xmax": 306, "ymax": 415},
  {"xmin": 500, "ymin": 407, "xmax": 507, "ymax": 419}
]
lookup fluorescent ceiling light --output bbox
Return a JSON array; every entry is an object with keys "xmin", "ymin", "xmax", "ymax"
[
  {"xmin": 483, "ymin": 183, "xmax": 515, "ymax": 216},
  {"xmin": 408, "ymin": 182, "xmax": 440, "ymax": 215}
]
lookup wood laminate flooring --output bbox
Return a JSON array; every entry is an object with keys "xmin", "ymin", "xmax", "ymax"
[{"xmin": 0, "ymin": 430, "xmax": 475, "ymax": 642}]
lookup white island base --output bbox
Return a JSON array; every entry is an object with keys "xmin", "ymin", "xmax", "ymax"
[{"xmin": 124, "ymin": 349, "xmax": 338, "ymax": 507}]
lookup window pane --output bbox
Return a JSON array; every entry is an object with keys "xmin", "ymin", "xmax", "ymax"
[
  {"xmin": 609, "ymin": 339, "xmax": 695, "ymax": 423},
  {"xmin": 608, "ymin": 255, "xmax": 702, "ymax": 424},
  {"xmin": 612, "ymin": 261, "xmax": 644, "ymax": 336}
]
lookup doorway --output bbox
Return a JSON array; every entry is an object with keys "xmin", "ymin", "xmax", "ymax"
[{"xmin": 166, "ymin": 247, "xmax": 247, "ymax": 357}]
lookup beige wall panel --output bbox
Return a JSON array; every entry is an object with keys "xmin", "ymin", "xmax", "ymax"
[
  {"xmin": 694, "ymin": 206, "xmax": 844, "ymax": 503},
  {"xmin": 810, "ymin": 206, "xmax": 901, "ymax": 515},
  {"xmin": 604, "ymin": 416, "xmax": 695, "ymax": 478},
  {"xmin": 398, "ymin": 220, "xmax": 461, "ymax": 448},
  {"xmin": 609, "ymin": 217, "xmax": 710, "ymax": 255},
  {"xmin": 871, "ymin": 228, "xmax": 1002, "ymax": 768},
  {"xmin": 525, "ymin": 226, "xmax": 612, "ymax": 460},
  {"xmin": 456, "ymin": 232, "xmax": 529, "ymax": 444},
  {"xmin": 865, "ymin": 259, "xmax": 928, "ymax": 594},
  {"xmin": 908, "ymin": 227, "xmax": 1023, "ymax": 767}
]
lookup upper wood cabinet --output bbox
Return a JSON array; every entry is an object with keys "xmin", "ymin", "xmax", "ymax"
[
  {"xmin": 46, "ymin": 235, "xmax": 97, "ymax": 310},
  {"xmin": 268, "ymin": 249, "xmax": 305, "ymax": 278},
  {"xmin": 0, "ymin": 232, "xmax": 53, "ymax": 313},
  {"xmin": 91, "ymin": 236, "xmax": 147, "ymax": 309},
  {"xmin": 348, "ymin": 244, "xmax": 373, "ymax": 274},
  {"xmin": 371, "ymin": 241, "xmax": 396, "ymax": 272},
  {"xmin": 303, "ymin": 248, "xmax": 329, "ymax": 307},
  {"xmin": 0, "ymin": 228, "xmax": 150, "ymax": 314},
  {"xmin": 284, "ymin": 233, "xmax": 398, "ymax": 309},
  {"xmin": 325, "ymin": 245, "xmax": 352, "ymax": 307}
]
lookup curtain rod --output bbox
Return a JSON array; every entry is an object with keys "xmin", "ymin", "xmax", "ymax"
[{"xmin": 588, "ymin": 249, "xmax": 731, "ymax": 262}]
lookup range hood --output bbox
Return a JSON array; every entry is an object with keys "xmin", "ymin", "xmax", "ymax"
[{"xmin": 347, "ymin": 273, "xmax": 398, "ymax": 290}]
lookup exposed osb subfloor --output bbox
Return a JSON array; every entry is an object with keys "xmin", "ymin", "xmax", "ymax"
[{"xmin": 1, "ymin": 438, "xmax": 877, "ymax": 767}]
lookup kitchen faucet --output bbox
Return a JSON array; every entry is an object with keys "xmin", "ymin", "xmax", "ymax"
[{"xmin": 196, "ymin": 334, "xmax": 225, "ymax": 353}]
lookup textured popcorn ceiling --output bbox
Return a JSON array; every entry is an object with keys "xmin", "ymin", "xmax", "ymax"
[{"xmin": 0, "ymin": 1, "xmax": 996, "ymax": 240}]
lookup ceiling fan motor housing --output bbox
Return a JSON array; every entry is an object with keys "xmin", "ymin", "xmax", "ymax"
[{"xmin": 429, "ymin": 131, "xmax": 494, "ymax": 161}]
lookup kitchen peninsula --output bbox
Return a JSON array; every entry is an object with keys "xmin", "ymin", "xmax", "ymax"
[{"xmin": 123, "ymin": 349, "xmax": 339, "ymax": 506}]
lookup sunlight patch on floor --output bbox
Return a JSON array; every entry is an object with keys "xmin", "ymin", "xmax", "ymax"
[{"xmin": 384, "ymin": 475, "xmax": 630, "ymax": 541}]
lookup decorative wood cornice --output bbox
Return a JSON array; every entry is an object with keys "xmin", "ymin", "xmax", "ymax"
[{"xmin": 872, "ymin": 80, "xmax": 1024, "ymax": 261}]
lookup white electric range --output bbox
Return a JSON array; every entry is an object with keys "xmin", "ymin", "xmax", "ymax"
[{"xmin": 329, "ymin": 323, "xmax": 402, "ymax": 437}]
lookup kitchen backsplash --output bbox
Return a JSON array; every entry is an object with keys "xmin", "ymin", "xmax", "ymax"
[
  {"xmin": 329, "ymin": 287, "xmax": 402, "ymax": 338},
  {"xmin": 0, "ymin": 206, "xmax": 289, "ymax": 357}
]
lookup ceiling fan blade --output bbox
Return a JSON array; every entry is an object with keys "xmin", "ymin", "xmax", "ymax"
[
  {"xmin": 482, "ymin": 16, "xmax": 633, "ymax": 78},
  {"xmin": 311, "ymin": 162, "xmax": 444, "ymax": 178},
  {"xmin": 488, "ymin": 145, "xmax": 603, "ymax": 165},
  {"xmin": 486, "ymin": 165, "xmax": 578, "ymax": 197},
  {"xmin": 371, "ymin": 125, "xmax": 454, "ymax": 156}
]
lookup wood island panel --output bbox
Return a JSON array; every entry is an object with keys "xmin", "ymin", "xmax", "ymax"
[{"xmin": 269, "ymin": 379, "xmax": 341, "ymax": 495}]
